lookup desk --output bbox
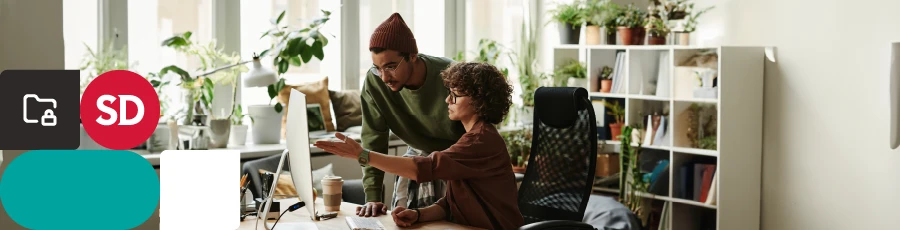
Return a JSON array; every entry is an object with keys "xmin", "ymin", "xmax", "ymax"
[
  {"xmin": 138, "ymin": 139, "xmax": 407, "ymax": 167},
  {"xmin": 240, "ymin": 199, "xmax": 479, "ymax": 230}
]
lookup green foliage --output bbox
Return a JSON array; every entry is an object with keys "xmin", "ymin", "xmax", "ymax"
[
  {"xmin": 616, "ymin": 4, "xmax": 647, "ymax": 28},
  {"xmin": 502, "ymin": 128, "xmax": 533, "ymax": 167},
  {"xmin": 604, "ymin": 100, "xmax": 625, "ymax": 124},
  {"xmin": 160, "ymin": 31, "xmax": 248, "ymax": 121},
  {"xmin": 552, "ymin": 59, "xmax": 587, "ymax": 87},
  {"xmin": 619, "ymin": 125, "xmax": 649, "ymax": 221},
  {"xmin": 510, "ymin": 19, "xmax": 546, "ymax": 107},
  {"xmin": 79, "ymin": 40, "xmax": 134, "ymax": 94},
  {"xmin": 145, "ymin": 72, "xmax": 170, "ymax": 117},
  {"xmin": 586, "ymin": 0, "xmax": 622, "ymax": 32},
  {"xmin": 457, "ymin": 39, "xmax": 510, "ymax": 77},
  {"xmin": 646, "ymin": 17, "xmax": 671, "ymax": 37},
  {"xmin": 683, "ymin": 4, "xmax": 714, "ymax": 33},
  {"xmin": 259, "ymin": 10, "xmax": 331, "ymax": 75},
  {"xmin": 599, "ymin": 65, "xmax": 613, "ymax": 80},
  {"xmin": 258, "ymin": 10, "xmax": 332, "ymax": 113},
  {"xmin": 548, "ymin": 0, "xmax": 588, "ymax": 28}
]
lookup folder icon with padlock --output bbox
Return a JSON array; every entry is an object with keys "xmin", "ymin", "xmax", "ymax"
[{"xmin": 23, "ymin": 94, "xmax": 58, "ymax": 127}]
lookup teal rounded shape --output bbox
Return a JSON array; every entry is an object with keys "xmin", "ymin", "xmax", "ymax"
[{"xmin": 0, "ymin": 150, "xmax": 160, "ymax": 229}]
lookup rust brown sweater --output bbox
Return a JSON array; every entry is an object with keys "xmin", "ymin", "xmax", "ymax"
[{"xmin": 412, "ymin": 121, "xmax": 524, "ymax": 230}]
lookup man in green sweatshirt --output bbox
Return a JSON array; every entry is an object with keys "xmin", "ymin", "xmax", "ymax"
[{"xmin": 356, "ymin": 13, "xmax": 466, "ymax": 217}]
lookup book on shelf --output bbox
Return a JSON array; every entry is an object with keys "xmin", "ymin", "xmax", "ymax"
[
  {"xmin": 704, "ymin": 167, "xmax": 718, "ymax": 205},
  {"xmin": 678, "ymin": 162, "xmax": 717, "ymax": 202},
  {"xmin": 611, "ymin": 52, "xmax": 625, "ymax": 94}
]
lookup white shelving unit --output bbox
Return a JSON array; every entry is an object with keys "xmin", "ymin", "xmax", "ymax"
[{"xmin": 563, "ymin": 45, "xmax": 764, "ymax": 230}]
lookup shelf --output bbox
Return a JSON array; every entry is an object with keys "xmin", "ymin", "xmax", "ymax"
[
  {"xmin": 593, "ymin": 186, "xmax": 620, "ymax": 194},
  {"xmin": 674, "ymin": 97, "xmax": 718, "ymax": 103},
  {"xmin": 599, "ymin": 140, "xmax": 622, "ymax": 145},
  {"xmin": 630, "ymin": 94, "xmax": 670, "ymax": 101},
  {"xmin": 633, "ymin": 143, "xmax": 671, "ymax": 151},
  {"xmin": 554, "ymin": 45, "xmax": 720, "ymax": 51},
  {"xmin": 671, "ymin": 146, "xmax": 718, "ymax": 157},
  {"xmin": 671, "ymin": 197, "xmax": 718, "ymax": 210},
  {"xmin": 589, "ymin": 92, "xmax": 628, "ymax": 99}
]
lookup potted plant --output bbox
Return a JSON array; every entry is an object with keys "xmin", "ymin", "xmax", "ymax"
[
  {"xmin": 548, "ymin": 0, "xmax": 587, "ymax": 45},
  {"xmin": 584, "ymin": 0, "xmax": 609, "ymax": 45},
  {"xmin": 599, "ymin": 65, "xmax": 613, "ymax": 92},
  {"xmin": 600, "ymin": 1, "xmax": 623, "ymax": 45},
  {"xmin": 553, "ymin": 59, "xmax": 588, "ymax": 88},
  {"xmin": 604, "ymin": 100, "xmax": 625, "ymax": 140},
  {"xmin": 618, "ymin": 125, "xmax": 651, "ymax": 226},
  {"xmin": 229, "ymin": 104, "xmax": 251, "ymax": 146},
  {"xmin": 677, "ymin": 4, "xmax": 714, "ymax": 45},
  {"xmin": 503, "ymin": 128, "xmax": 532, "ymax": 173},
  {"xmin": 616, "ymin": 4, "xmax": 647, "ymax": 45},
  {"xmin": 646, "ymin": 17, "xmax": 670, "ymax": 45},
  {"xmin": 510, "ymin": 16, "xmax": 547, "ymax": 125}
]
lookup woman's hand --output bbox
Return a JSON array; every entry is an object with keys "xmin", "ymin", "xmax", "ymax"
[
  {"xmin": 391, "ymin": 206, "xmax": 418, "ymax": 227},
  {"xmin": 313, "ymin": 133, "xmax": 363, "ymax": 160}
]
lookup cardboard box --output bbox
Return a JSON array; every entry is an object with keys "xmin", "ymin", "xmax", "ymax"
[{"xmin": 596, "ymin": 152, "xmax": 620, "ymax": 177}]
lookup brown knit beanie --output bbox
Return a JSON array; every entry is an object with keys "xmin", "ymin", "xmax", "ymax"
[{"xmin": 369, "ymin": 13, "xmax": 418, "ymax": 54}]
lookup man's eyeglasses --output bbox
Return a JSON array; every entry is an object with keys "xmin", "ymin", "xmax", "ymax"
[{"xmin": 370, "ymin": 58, "xmax": 405, "ymax": 77}]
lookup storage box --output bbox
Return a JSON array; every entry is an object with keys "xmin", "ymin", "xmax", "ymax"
[{"xmin": 596, "ymin": 152, "xmax": 620, "ymax": 177}]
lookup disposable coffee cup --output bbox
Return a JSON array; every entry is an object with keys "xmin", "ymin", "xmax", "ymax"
[{"xmin": 321, "ymin": 176, "xmax": 343, "ymax": 212}]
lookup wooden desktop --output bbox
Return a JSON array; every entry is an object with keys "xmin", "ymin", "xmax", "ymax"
[{"xmin": 240, "ymin": 198, "xmax": 481, "ymax": 230}]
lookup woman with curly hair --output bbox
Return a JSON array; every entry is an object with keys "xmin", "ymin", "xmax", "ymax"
[{"xmin": 314, "ymin": 62, "xmax": 522, "ymax": 229}]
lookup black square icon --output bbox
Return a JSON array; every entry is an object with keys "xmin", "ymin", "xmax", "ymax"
[{"xmin": 0, "ymin": 70, "xmax": 80, "ymax": 149}]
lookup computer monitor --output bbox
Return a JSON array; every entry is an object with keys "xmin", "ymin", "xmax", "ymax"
[{"xmin": 285, "ymin": 88, "xmax": 317, "ymax": 218}]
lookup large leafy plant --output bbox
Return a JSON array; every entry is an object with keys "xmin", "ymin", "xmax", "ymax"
[
  {"xmin": 502, "ymin": 128, "xmax": 533, "ymax": 167},
  {"xmin": 256, "ymin": 10, "xmax": 332, "ymax": 113},
  {"xmin": 456, "ymin": 39, "xmax": 510, "ymax": 77},
  {"xmin": 160, "ymin": 31, "xmax": 248, "ymax": 123},
  {"xmin": 604, "ymin": 100, "xmax": 625, "ymax": 124},
  {"xmin": 510, "ymin": 19, "xmax": 546, "ymax": 107},
  {"xmin": 618, "ymin": 126, "xmax": 650, "ymax": 223}
]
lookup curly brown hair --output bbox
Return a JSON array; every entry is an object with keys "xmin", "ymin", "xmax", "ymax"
[{"xmin": 441, "ymin": 62, "xmax": 513, "ymax": 124}]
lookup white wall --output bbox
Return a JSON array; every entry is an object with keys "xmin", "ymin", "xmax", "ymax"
[{"xmin": 692, "ymin": 0, "xmax": 900, "ymax": 229}]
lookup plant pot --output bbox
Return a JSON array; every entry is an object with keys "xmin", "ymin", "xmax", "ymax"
[
  {"xmin": 609, "ymin": 122, "xmax": 623, "ymax": 140},
  {"xmin": 600, "ymin": 79, "xmax": 613, "ymax": 93},
  {"xmin": 248, "ymin": 105, "xmax": 283, "ymax": 144},
  {"xmin": 585, "ymin": 25, "xmax": 601, "ymax": 45},
  {"xmin": 208, "ymin": 118, "xmax": 231, "ymax": 148},
  {"xmin": 567, "ymin": 78, "xmax": 588, "ymax": 89},
  {"xmin": 558, "ymin": 22, "xmax": 582, "ymax": 44},
  {"xmin": 618, "ymin": 27, "xmax": 645, "ymax": 45},
  {"xmin": 648, "ymin": 34, "xmax": 667, "ymax": 45},
  {"xmin": 605, "ymin": 28, "xmax": 617, "ymax": 45},
  {"xmin": 512, "ymin": 165, "xmax": 527, "ymax": 174},
  {"xmin": 229, "ymin": 124, "xmax": 248, "ymax": 146},
  {"xmin": 676, "ymin": 32, "xmax": 690, "ymax": 45}
]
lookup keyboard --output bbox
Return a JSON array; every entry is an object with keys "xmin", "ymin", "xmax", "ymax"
[{"xmin": 345, "ymin": 216, "xmax": 385, "ymax": 230}]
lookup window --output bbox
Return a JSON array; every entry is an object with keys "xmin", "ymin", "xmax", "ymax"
[
  {"xmin": 358, "ymin": 0, "xmax": 445, "ymax": 90},
  {"xmin": 63, "ymin": 0, "xmax": 99, "ymax": 84},
  {"xmin": 240, "ymin": 0, "xmax": 342, "ymax": 108},
  {"xmin": 465, "ymin": 0, "xmax": 525, "ymax": 103},
  {"xmin": 128, "ymin": 0, "xmax": 213, "ymax": 118}
]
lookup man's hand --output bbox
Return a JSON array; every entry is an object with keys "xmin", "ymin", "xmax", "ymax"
[
  {"xmin": 313, "ymin": 133, "xmax": 364, "ymax": 159},
  {"xmin": 356, "ymin": 202, "xmax": 387, "ymax": 217},
  {"xmin": 391, "ymin": 206, "xmax": 418, "ymax": 227}
]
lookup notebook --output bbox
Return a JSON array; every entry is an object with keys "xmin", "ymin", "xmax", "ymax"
[{"xmin": 345, "ymin": 216, "xmax": 385, "ymax": 230}]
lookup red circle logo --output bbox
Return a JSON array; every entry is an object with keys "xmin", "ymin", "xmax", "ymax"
[{"xmin": 80, "ymin": 70, "xmax": 160, "ymax": 150}]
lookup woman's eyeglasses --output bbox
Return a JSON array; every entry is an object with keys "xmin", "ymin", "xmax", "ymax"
[
  {"xmin": 448, "ymin": 89, "xmax": 465, "ymax": 104},
  {"xmin": 370, "ymin": 58, "xmax": 405, "ymax": 77}
]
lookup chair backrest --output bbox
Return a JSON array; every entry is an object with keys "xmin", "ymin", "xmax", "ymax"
[{"xmin": 517, "ymin": 87, "xmax": 597, "ymax": 225}]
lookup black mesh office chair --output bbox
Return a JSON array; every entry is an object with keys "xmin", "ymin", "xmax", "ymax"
[{"xmin": 518, "ymin": 87, "xmax": 597, "ymax": 230}]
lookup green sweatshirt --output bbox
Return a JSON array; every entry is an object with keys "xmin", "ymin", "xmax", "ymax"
[{"xmin": 360, "ymin": 53, "xmax": 466, "ymax": 202}]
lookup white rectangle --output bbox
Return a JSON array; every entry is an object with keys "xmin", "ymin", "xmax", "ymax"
[{"xmin": 160, "ymin": 150, "xmax": 240, "ymax": 230}]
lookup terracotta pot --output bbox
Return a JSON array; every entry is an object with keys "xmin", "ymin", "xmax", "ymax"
[
  {"xmin": 609, "ymin": 122, "xmax": 624, "ymax": 140},
  {"xmin": 618, "ymin": 27, "xmax": 645, "ymax": 45},
  {"xmin": 512, "ymin": 165, "xmax": 527, "ymax": 174},
  {"xmin": 600, "ymin": 79, "xmax": 613, "ymax": 93},
  {"xmin": 586, "ymin": 25, "xmax": 602, "ymax": 45},
  {"xmin": 648, "ymin": 35, "xmax": 667, "ymax": 45}
]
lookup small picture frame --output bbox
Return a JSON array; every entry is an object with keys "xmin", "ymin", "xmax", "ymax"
[{"xmin": 307, "ymin": 103, "xmax": 326, "ymax": 135}]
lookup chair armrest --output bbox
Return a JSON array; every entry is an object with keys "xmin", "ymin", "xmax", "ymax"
[
  {"xmin": 519, "ymin": 220, "xmax": 596, "ymax": 230},
  {"xmin": 341, "ymin": 179, "xmax": 367, "ymax": 205}
]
